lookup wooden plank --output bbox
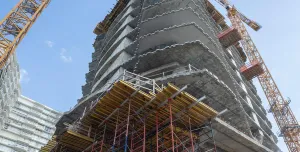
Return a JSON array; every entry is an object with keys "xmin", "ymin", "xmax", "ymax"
[{"xmin": 67, "ymin": 130, "xmax": 93, "ymax": 142}]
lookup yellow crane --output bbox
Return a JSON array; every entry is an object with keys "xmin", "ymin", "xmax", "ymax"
[
  {"xmin": 211, "ymin": 0, "xmax": 300, "ymax": 151},
  {"xmin": 0, "ymin": 0, "xmax": 50, "ymax": 69}
]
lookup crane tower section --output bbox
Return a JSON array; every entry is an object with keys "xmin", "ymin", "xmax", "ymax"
[
  {"xmin": 209, "ymin": 0, "xmax": 299, "ymax": 151},
  {"xmin": 0, "ymin": 0, "xmax": 50, "ymax": 69},
  {"xmin": 229, "ymin": 10, "xmax": 300, "ymax": 151},
  {"xmin": 224, "ymin": 4, "xmax": 300, "ymax": 152}
]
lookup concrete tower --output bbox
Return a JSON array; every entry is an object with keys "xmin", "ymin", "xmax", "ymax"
[{"xmin": 56, "ymin": 0, "xmax": 280, "ymax": 151}]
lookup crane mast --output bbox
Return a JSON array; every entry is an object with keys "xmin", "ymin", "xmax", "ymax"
[
  {"xmin": 211, "ymin": 0, "xmax": 300, "ymax": 150},
  {"xmin": 228, "ymin": 9, "xmax": 300, "ymax": 151},
  {"xmin": 0, "ymin": 0, "xmax": 50, "ymax": 69}
]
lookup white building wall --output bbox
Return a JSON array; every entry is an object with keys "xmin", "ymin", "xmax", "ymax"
[
  {"xmin": 0, "ymin": 53, "xmax": 20, "ymax": 129},
  {"xmin": 0, "ymin": 96, "xmax": 62, "ymax": 152}
]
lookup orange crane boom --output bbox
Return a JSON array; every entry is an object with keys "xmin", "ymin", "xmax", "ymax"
[
  {"xmin": 0, "ymin": 0, "xmax": 50, "ymax": 69},
  {"xmin": 212, "ymin": 0, "xmax": 262, "ymax": 31},
  {"xmin": 212, "ymin": 0, "xmax": 300, "ymax": 151}
]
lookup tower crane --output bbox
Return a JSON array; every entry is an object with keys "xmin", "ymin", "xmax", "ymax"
[
  {"xmin": 211, "ymin": 0, "xmax": 300, "ymax": 151},
  {"xmin": 0, "ymin": 0, "xmax": 50, "ymax": 70}
]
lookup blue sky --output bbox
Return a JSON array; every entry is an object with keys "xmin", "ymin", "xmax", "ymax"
[
  {"xmin": 1, "ymin": 0, "xmax": 115, "ymax": 112},
  {"xmin": 1, "ymin": 0, "xmax": 299, "ymax": 151}
]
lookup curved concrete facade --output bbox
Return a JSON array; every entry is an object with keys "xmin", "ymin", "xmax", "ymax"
[{"xmin": 56, "ymin": 0, "xmax": 280, "ymax": 151}]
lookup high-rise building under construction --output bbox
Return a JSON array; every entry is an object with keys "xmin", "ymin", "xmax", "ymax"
[{"xmin": 52, "ymin": 0, "xmax": 281, "ymax": 151}]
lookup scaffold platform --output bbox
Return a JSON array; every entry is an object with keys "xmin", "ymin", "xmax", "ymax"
[
  {"xmin": 40, "ymin": 136, "xmax": 57, "ymax": 152},
  {"xmin": 218, "ymin": 27, "xmax": 242, "ymax": 48},
  {"xmin": 240, "ymin": 60, "xmax": 264, "ymax": 80},
  {"xmin": 50, "ymin": 72, "xmax": 218, "ymax": 152},
  {"xmin": 57, "ymin": 130, "xmax": 93, "ymax": 151}
]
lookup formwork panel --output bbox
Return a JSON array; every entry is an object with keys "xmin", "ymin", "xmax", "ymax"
[
  {"xmin": 55, "ymin": 130, "xmax": 93, "ymax": 151},
  {"xmin": 52, "ymin": 80, "xmax": 218, "ymax": 151},
  {"xmin": 40, "ymin": 136, "xmax": 57, "ymax": 152},
  {"xmin": 218, "ymin": 27, "xmax": 242, "ymax": 48},
  {"xmin": 240, "ymin": 60, "xmax": 264, "ymax": 80}
]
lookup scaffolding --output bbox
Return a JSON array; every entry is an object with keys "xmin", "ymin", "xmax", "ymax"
[
  {"xmin": 46, "ymin": 71, "xmax": 218, "ymax": 152},
  {"xmin": 40, "ymin": 136, "xmax": 57, "ymax": 152}
]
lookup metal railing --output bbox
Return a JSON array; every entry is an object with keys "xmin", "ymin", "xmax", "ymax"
[
  {"xmin": 146, "ymin": 64, "xmax": 199, "ymax": 79},
  {"xmin": 75, "ymin": 70, "xmax": 163, "ymax": 133},
  {"xmin": 69, "ymin": 66, "xmax": 202, "ymax": 141},
  {"xmin": 122, "ymin": 70, "xmax": 162, "ymax": 93}
]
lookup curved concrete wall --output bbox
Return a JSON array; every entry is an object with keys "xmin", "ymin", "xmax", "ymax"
[{"xmin": 74, "ymin": 0, "xmax": 279, "ymax": 151}]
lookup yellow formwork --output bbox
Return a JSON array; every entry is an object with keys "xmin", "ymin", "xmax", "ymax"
[
  {"xmin": 53, "ymin": 80, "xmax": 218, "ymax": 151},
  {"xmin": 80, "ymin": 80, "xmax": 217, "ymax": 132},
  {"xmin": 57, "ymin": 130, "xmax": 93, "ymax": 151},
  {"xmin": 93, "ymin": 0, "xmax": 128, "ymax": 35},
  {"xmin": 81, "ymin": 80, "xmax": 154, "ymax": 129},
  {"xmin": 40, "ymin": 136, "xmax": 57, "ymax": 152},
  {"xmin": 205, "ymin": 0, "xmax": 225, "ymax": 25}
]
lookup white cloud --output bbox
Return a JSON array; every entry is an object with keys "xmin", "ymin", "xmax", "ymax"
[
  {"xmin": 20, "ymin": 69, "xmax": 30, "ymax": 83},
  {"xmin": 45, "ymin": 40, "xmax": 54, "ymax": 48},
  {"xmin": 60, "ymin": 48, "xmax": 72, "ymax": 63}
]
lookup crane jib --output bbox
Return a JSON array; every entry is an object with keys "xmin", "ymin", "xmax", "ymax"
[{"xmin": 0, "ymin": 0, "xmax": 50, "ymax": 69}]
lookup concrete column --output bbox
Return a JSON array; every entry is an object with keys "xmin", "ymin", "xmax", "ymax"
[{"xmin": 246, "ymin": 96, "xmax": 264, "ymax": 143}]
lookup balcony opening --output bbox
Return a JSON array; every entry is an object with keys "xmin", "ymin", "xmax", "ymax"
[{"xmin": 235, "ymin": 42, "xmax": 247, "ymax": 62}]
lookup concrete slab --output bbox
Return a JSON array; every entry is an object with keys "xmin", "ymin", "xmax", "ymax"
[
  {"xmin": 213, "ymin": 118, "xmax": 280, "ymax": 152},
  {"xmin": 124, "ymin": 41, "xmax": 236, "ymax": 92}
]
